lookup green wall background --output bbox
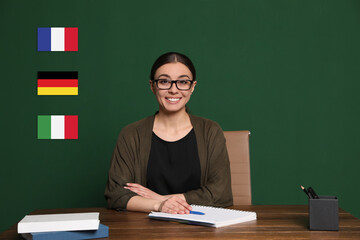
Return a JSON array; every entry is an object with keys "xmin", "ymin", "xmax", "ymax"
[{"xmin": 1, "ymin": 0, "xmax": 359, "ymax": 232}]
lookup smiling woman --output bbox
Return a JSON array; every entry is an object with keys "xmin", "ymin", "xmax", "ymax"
[
  {"xmin": 150, "ymin": 61, "xmax": 195, "ymax": 117},
  {"xmin": 104, "ymin": 52, "xmax": 233, "ymax": 214}
]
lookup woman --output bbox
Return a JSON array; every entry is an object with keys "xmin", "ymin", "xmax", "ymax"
[{"xmin": 105, "ymin": 52, "xmax": 233, "ymax": 214}]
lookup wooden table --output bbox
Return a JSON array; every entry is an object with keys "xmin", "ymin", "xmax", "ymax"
[{"xmin": 1, "ymin": 205, "xmax": 360, "ymax": 239}]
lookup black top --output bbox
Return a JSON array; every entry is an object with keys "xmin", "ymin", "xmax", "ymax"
[{"xmin": 146, "ymin": 129, "xmax": 201, "ymax": 195}]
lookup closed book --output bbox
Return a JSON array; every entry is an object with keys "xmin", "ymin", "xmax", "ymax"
[
  {"xmin": 149, "ymin": 205, "xmax": 257, "ymax": 228},
  {"xmin": 21, "ymin": 223, "xmax": 108, "ymax": 240},
  {"xmin": 18, "ymin": 212, "xmax": 99, "ymax": 234}
]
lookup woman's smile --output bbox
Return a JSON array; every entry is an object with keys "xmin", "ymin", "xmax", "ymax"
[{"xmin": 165, "ymin": 97, "xmax": 182, "ymax": 103}]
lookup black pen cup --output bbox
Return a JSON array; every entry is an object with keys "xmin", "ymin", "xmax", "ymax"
[{"xmin": 309, "ymin": 196, "xmax": 338, "ymax": 231}]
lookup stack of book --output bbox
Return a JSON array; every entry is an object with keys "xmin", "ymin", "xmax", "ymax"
[{"xmin": 17, "ymin": 212, "xmax": 109, "ymax": 240}]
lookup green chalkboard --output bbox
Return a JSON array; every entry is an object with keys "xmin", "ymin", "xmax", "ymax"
[{"xmin": 1, "ymin": 0, "xmax": 359, "ymax": 232}]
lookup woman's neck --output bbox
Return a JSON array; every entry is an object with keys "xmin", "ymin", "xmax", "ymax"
[{"xmin": 155, "ymin": 108, "xmax": 191, "ymax": 131}]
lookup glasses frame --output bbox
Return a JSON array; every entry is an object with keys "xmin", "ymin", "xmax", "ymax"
[{"xmin": 152, "ymin": 79, "xmax": 195, "ymax": 90}]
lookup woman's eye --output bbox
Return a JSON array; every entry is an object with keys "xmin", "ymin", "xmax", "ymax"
[
  {"xmin": 178, "ymin": 80, "xmax": 188, "ymax": 85},
  {"xmin": 159, "ymin": 80, "xmax": 170, "ymax": 84}
]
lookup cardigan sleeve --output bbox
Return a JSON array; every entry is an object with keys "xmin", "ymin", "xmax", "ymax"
[
  {"xmin": 104, "ymin": 130, "xmax": 138, "ymax": 210},
  {"xmin": 183, "ymin": 121, "xmax": 233, "ymax": 207}
]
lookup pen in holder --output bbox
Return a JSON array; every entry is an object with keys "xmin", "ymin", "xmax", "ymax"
[{"xmin": 308, "ymin": 196, "xmax": 339, "ymax": 231}]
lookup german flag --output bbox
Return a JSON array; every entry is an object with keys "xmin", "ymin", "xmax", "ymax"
[{"xmin": 37, "ymin": 71, "xmax": 78, "ymax": 95}]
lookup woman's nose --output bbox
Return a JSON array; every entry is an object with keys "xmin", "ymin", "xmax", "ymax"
[{"xmin": 168, "ymin": 82, "xmax": 179, "ymax": 93}]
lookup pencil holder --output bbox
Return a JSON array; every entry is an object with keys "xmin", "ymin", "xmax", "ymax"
[{"xmin": 308, "ymin": 196, "xmax": 338, "ymax": 231}]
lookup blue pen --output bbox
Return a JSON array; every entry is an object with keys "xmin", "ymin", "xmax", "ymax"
[{"xmin": 189, "ymin": 211, "xmax": 205, "ymax": 215}]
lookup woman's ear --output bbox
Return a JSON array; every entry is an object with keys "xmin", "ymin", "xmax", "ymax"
[
  {"xmin": 191, "ymin": 81, "xmax": 197, "ymax": 93},
  {"xmin": 149, "ymin": 80, "xmax": 155, "ymax": 94}
]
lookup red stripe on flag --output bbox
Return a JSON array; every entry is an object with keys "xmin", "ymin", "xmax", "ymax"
[
  {"xmin": 65, "ymin": 115, "xmax": 78, "ymax": 139},
  {"xmin": 37, "ymin": 79, "xmax": 78, "ymax": 87},
  {"xmin": 64, "ymin": 27, "xmax": 78, "ymax": 51}
]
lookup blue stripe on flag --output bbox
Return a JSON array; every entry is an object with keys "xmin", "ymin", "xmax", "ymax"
[{"xmin": 38, "ymin": 27, "xmax": 51, "ymax": 51}]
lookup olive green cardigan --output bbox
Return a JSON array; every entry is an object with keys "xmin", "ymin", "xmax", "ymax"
[{"xmin": 104, "ymin": 114, "xmax": 233, "ymax": 210}]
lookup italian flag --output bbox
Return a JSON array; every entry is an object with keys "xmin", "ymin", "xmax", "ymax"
[
  {"xmin": 38, "ymin": 115, "xmax": 78, "ymax": 139},
  {"xmin": 38, "ymin": 27, "xmax": 78, "ymax": 51}
]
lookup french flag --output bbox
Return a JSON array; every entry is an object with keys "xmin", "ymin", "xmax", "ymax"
[{"xmin": 38, "ymin": 27, "xmax": 78, "ymax": 51}]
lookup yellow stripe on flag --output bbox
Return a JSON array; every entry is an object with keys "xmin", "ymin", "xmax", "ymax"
[{"xmin": 37, "ymin": 87, "xmax": 78, "ymax": 95}]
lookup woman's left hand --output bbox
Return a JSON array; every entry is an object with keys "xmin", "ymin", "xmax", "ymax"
[{"xmin": 124, "ymin": 183, "xmax": 166, "ymax": 201}]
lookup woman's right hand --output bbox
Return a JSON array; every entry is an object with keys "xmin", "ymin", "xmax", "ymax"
[{"xmin": 157, "ymin": 196, "xmax": 192, "ymax": 214}]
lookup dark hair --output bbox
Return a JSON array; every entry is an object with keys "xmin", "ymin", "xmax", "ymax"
[{"xmin": 150, "ymin": 52, "xmax": 196, "ymax": 81}]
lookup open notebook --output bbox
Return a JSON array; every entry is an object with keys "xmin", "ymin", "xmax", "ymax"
[{"xmin": 148, "ymin": 205, "xmax": 256, "ymax": 228}]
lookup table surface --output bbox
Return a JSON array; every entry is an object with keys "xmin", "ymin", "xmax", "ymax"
[{"xmin": 1, "ymin": 205, "xmax": 360, "ymax": 239}]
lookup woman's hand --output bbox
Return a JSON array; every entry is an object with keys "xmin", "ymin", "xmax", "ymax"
[
  {"xmin": 125, "ymin": 183, "xmax": 192, "ymax": 214},
  {"xmin": 124, "ymin": 183, "xmax": 166, "ymax": 201},
  {"xmin": 158, "ymin": 196, "xmax": 192, "ymax": 214}
]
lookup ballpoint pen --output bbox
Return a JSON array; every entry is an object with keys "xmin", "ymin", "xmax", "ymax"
[{"xmin": 189, "ymin": 211, "xmax": 205, "ymax": 215}]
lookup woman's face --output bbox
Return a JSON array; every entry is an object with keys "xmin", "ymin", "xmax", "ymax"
[{"xmin": 150, "ymin": 62, "xmax": 196, "ymax": 114}]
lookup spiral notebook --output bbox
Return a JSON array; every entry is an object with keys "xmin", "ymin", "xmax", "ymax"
[{"xmin": 148, "ymin": 205, "xmax": 257, "ymax": 228}]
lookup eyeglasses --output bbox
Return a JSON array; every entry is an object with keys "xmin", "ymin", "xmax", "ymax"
[{"xmin": 152, "ymin": 79, "xmax": 194, "ymax": 90}]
